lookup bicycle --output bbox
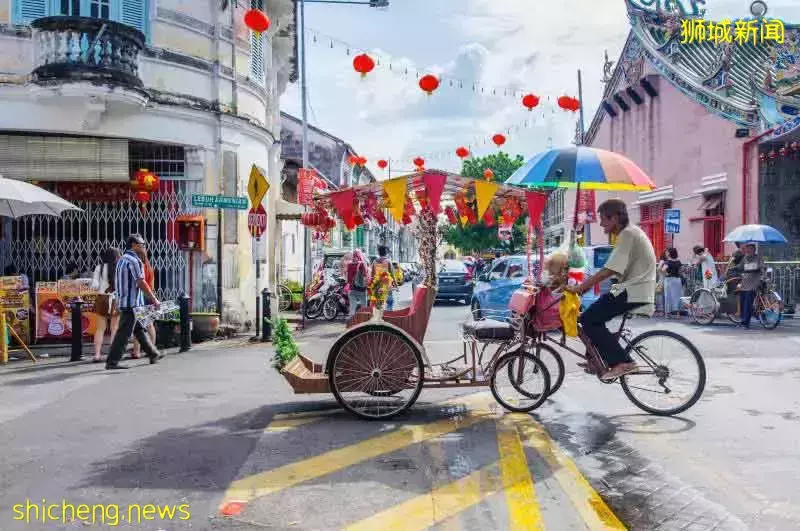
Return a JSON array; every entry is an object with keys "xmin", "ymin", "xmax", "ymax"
[
  {"xmin": 690, "ymin": 273, "xmax": 783, "ymax": 329},
  {"xmin": 277, "ymin": 283, "xmax": 294, "ymax": 312},
  {"xmin": 529, "ymin": 289, "xmax": 706, "ymax": 416}
]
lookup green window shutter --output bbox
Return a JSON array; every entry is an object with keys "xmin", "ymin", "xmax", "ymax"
[
  {"xmin": 250, "ymin": 31, "xmax": 265, "ymax": 85},
  {"xmin": 13, "ymin": 0, "xmax": 49, "ymax": 25}
]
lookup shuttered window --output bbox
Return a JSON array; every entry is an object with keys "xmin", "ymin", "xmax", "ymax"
[
  {"xmin": 249, "ymin": 0, "xmax": 265, "ymax": 85},
  {"xmin": 0, "ymin": 134, "xmax": 129, "ymax": 182},
  {"xmin": 13, "ymin": 0, "xmax": 149, "ymax": 40}
]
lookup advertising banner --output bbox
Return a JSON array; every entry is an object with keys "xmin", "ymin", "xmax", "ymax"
[
  {"xmin": 36, "ymin": 279, "xmax": 99, "ymax": 340},
  {"xmin": 0, "ymin": 276, "xmax": 31, "ymax": 346}
]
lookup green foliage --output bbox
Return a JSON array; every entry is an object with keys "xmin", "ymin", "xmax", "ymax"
[
  {"xmin": 442, "ymin": 152, "xmax": 529, "ymax": 254},
  {"xmin": 271, "ymin": 317, "xmax": 299, "ymax": 369},
  {"xmin": 283, "ymin": 280, "xmax": 304, "ymax": 293}
]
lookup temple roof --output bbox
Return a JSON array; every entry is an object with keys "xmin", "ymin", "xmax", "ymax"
[{"xmin": 587, "ymin": 1, "xmax": 800, "ymax": 143}]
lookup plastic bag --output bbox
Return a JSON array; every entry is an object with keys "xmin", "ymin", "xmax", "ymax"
[{"xmin": 558, "ymin": 237, "xmax": 586, "ymax": 286}]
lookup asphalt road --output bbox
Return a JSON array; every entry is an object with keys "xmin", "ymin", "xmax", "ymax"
[{"xmin": 1, "ymin": 289, "xmax": 798, "ymax": 530}]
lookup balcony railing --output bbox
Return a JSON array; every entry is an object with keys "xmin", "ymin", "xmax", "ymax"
[{"xmin": 31, "ymin": 16, "xmax": 145, "ymax": 88}]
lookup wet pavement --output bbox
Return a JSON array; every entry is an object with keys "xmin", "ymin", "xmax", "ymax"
[{"xmin": 1, "ymin": 294, "xmax": 799, "ymax": 529}]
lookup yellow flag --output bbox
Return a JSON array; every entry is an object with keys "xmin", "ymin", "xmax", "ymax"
[
  {"xmin": 382, "ymin": 177, "xmax": 407, "ymax": 222},
  {"xmin": 474, "ymin": 180, "xmax": 499, "ymax": 218}
]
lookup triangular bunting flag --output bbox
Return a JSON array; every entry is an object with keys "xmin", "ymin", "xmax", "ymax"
[
  {"xmin": 483, "ymin": 208, "xmax": 495, "ymax": 227},
  {"xmin": 330, "ymin": 189, "xmax": 356, "ymax": 228},
  {"xmin": 525, "ymin": 191, "xmax": 548, "ymax": 228},
  {"xmin": 422, "ymin": 172, "xmax": 447, "ymax": 214},
  {"xmin": 383, "ymin": 177, "xmax": 407, "ymax": 222},
  {"xmin": 474, "ymin": 180, "xmax": 499, "ymax": 218}
]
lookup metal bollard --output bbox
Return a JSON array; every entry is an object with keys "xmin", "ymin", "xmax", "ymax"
[
  {"xmin": 70, "ymin": 299, "xmax": 84, "ymax": 361},
  {"xmin": 262, "ymin": 287, "xmax": 272, "ymax": 342},
  {"xmin": 255, "ymin": 291, "xmax": 261, "ymax": 338},
  {"xmin": 179, "ymin": 294, "xmax": 192, "ymax": 352}
]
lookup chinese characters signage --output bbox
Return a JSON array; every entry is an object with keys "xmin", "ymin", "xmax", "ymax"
[{"xmin": 681, "ymin": 18, "xmax": 784, "ymax": 45}]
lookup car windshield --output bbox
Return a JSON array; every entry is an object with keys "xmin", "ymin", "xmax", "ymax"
[{"xmin": 439, "ymin": 260, "xmax": 466, "ymax": 272}]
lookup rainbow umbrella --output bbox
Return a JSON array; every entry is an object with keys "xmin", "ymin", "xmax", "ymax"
[{"xmin": 506, "ymin": 146, "xmax": 656, "ymax": 191}]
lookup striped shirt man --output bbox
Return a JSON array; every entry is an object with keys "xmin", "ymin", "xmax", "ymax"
[{"xmin": 115, "ymin": 250, "xmax": 146, "ymax": 310}]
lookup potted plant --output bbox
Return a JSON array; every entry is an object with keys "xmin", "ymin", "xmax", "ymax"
[{"xmin": 191, "ymin": 307, "xmax": 220, "ymax": 342}]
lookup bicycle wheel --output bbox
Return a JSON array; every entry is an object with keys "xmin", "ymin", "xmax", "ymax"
[
  {"xmin": 328, "ymin": 326, "xmax": 424, "ymax": 420},
  {"xmin": 278, "ymin": 284, "xmax": 293, "ymax": 312},
  {"xmin": 757, "ymin": 290, "xmax": 782, "ymax": 330},
  {"xmin": 304, "ymin": 297, "xmax": 324, "ymax": 320},
  {"xmin": 322, "ymin": 296, "xmax": 339, "ymax": 321},
  {"xmin": 689, "ymin": 289, "xmax": 716, "ymax": 325},
  {"xmin": 491, "ymin": 351, "xmax": 550, "ymax": 413},
  {"xmin": 620, "ymin": 330, "xmax": 706, "ymax": 416},
  {"xmin": 522, "ymin": 341, "xmax": 565, "ymax": 396}
]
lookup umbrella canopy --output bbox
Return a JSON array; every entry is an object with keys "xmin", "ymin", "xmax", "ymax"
[
  {"xmin": 506, "ymin": 146, "xmax": 656, "ymax": 191},
  {"xmin": 723, "ymin": 224, "xmax": 787, "ymax": 244},
  {"xmin": 0, "ymin": 176, "xmax": 82, "ymax": 218}
]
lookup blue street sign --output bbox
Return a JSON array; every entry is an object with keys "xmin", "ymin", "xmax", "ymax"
[{"xmin": 664, "ymin": 209, "xmax": 680, "ymax": 234}]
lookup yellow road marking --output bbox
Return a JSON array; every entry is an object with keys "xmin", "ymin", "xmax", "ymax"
[
  {"xmin": 220, "ymin": 407, "xmax": 496, "ymax": 510},
  {"xmin": 496, "ymin": 415, "xmax": 544, "ymax": 530},
  {"xmin": 426, "ymin": 439, "xmax": 465, "ymax": 531},
  {"xmin": 342, "ymin": 464, "xmax": 502, "ymax": 531},
  {"xmin": 513, "ymin": 416, "xmax": 626, "ymax": 530}
]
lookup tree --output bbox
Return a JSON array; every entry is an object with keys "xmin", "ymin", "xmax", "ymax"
[{"xmin": 442, "ymin": 152, "xmax": 529, "ymax": 255}]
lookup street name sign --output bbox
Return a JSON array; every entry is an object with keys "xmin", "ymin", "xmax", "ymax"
[
  {"xmin": 191, "ymin": 194, "xmax": 248, "ymax": 210},
  {"xmin": 665, "ymin": 208, "xmax": 681, "ymax": 234}
]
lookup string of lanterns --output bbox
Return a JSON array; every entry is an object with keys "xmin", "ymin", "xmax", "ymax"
[{"xmin": 759, "ymin": 142, "xmax": 800, "ymax": 162}]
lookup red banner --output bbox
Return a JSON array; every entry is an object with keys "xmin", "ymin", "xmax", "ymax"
[
  {"xmin": 577, "ymin": 190, "xmax": 596, "ymax": 222},
  {"xmin": 297, "ymin": 168, "xmax": 315, "ymax": 206}
]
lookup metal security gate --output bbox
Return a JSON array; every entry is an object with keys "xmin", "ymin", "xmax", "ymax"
[{"xmin": 0, "ymin": 179, "xmax": 201, "ymax": 302}]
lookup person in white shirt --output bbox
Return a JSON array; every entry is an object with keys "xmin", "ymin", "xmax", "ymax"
[
  {"xmin": 692, "ymin": 245, "xmax": 719, "ymax": 289},
  {"xmin": 567, "ymin": 199, "xmax": 657, "ymax": 381},
  {"xmin": 90, "ymin": 248, "xmax": 121, "ymax": 363}
]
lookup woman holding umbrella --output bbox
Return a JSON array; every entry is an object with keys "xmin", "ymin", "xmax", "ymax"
[{"xmin": 737, "ymin": 243, "xmax": 764, "ymax": 329}]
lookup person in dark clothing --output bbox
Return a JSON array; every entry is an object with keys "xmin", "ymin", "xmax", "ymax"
[
  {"xmin": 105, "ymin": 234, "xmax": 163, "ymax": 370},
  {"xmin": 661, "ymin": 247, "xmax": 683, "ymax": 316}
]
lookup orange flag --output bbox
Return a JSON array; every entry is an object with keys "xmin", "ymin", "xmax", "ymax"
[{"xmin": 474, "ymin": 180, "xmax": 499, "ymax": 218}]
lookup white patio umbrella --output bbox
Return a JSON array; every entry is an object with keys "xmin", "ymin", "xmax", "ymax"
[{"xmin": 0, "ymin": 175, "xmax": 82, "ymax": 218}]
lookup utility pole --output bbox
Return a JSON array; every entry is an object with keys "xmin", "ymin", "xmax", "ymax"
[{"xmin": 577, "ymin": 69, "xmax": 591, "ymax": 246}]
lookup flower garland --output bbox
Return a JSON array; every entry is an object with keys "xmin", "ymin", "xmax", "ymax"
[{"xmin": 368, "ymin": 269, "xmax": 394, "ymax": 309}]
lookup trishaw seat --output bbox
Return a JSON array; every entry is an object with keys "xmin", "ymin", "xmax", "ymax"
[{"xmin": 462, "ymin": 318, "xmax": 514, "ymax": 340}]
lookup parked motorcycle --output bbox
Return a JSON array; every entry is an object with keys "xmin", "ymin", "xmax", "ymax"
[
  {"xmin": 322, "ymin": 277, "xmax": 350, "ymax": 321},
  {"xmin": 304, "ymin": 275, "xmax": 335, "ymax": 320}
]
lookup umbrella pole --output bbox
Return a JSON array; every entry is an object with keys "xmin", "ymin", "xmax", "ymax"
[{"xmin": 571, "ymin": 182, "xmax": 581, "ymax": 246}]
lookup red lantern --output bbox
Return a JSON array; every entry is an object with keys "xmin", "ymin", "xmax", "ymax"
[
  {"xmin": 492, "ymin": 134, "xmax": 506, "ymax": 147},
  {"xmin": 522, "ymin": 93, "xmax": 540, "ymax": 111},
  {"xmin": 483, "ymin": 168, "xmax": 495, "ymax": 181},
  {"xmin": 558, "ymin": 96, "xmax": 580, "ymax": 112},
  {"xmin": 134, "ymin": 191, "xmax": 150, "ymax": 204},
  {"xmin": 455, "ymin": 146, "xmax": 469, "ymax": 159},
  {"xmin": 419, "ymin": 74, "xmax": 440, "ymax": 95},
  {"xmin": 301, "ymin": 213, "xmax": 322, "ymax": 226},
  {"xmin": 377, "ymin": 159, "xmax": 388, "ymax": 169},
  {"xmin": 413, "ymin": 157, "xmax": 425, "ymax": 168},
  {"xmin": 759, "ymin": 153, "xmax": 766, "ymax": 162},
  {"xmin": 779, "ymin": 146, "xmax": 788, "ymax": 157},
  {"xmin": 352, "ymin": 53, "xmax": 375, "ymax": 78},
  {"xmin": 244, "ymin": 9, "xmax": 270, "ymax": 33},
  {"xmin": 348, "ymin": 155, "xmax": 359, "ymax": 165},
  {"xmin": 357, "ymin": 157, "xmax": 367, "ymax": 166},
  {"xmin": 768, "ymin": 149, "xmax": 778, "ymax": 159}
]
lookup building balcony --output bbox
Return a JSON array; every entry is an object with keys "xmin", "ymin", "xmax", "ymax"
[{"xmin": 31, "ymin": 16, "xmax": 145, "ymax": 88}]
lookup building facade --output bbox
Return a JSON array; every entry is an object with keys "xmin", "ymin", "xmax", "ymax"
[
  {"xmin": 551, "ymin": 0, "xmax": 800, "ymax": 262},
  {"xmin": 0, "ymin": 0, "xmax": 296, "ymax": 326}
]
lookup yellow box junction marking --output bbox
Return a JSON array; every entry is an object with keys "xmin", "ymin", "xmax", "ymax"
[
  {"xmin": 512, "ymin": 415, "xmax": 626, "ymax": 530},
  {"xmin": 496, "ymin": 416, "xmax": 544, "ymax": 530},
  {"xmin": 220, "ymin": 407, "xmax": 495, "ymax": 510},
  {"xmin": 342, "ymin": 464, "xmax": 503, "ymax": 531}
]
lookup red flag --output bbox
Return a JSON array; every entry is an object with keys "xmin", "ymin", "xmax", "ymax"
[
  {"xmin": 330, "ymin": 189, "xmax": 356, "ymax": 227},
  {"xmin": 422, "ymin": 172, "xmax": 447, "ymax": 214},
  {"xmin": 483, "ymin": 208, "xmax": 495, "ymax": 227},
  {"xmin": 525, "ymin": 191, "xmax": 548, "ymax": 228}
]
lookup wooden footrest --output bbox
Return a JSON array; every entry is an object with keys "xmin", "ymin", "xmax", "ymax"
[
  {"xmin": 425, "ymin": 364, "xmax": 473, "ymax": 382},
  {"xmin": 281, "ymin": 354, "xmax": 330, "ymax": 394}
]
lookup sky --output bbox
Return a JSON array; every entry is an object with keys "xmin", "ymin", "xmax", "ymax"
[{"xmin": 280, "ymin": 0, "xmax": 800, "ymax": 178}]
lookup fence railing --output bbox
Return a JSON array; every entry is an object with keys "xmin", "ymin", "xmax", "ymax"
[{"xmin": 681, "ymin": 261, "xmax": 800, "ymax": 309}]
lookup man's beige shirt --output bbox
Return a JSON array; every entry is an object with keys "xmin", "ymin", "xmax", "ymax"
[{"xmin": 603, "ymin": 223, "xmax": 657, "ymax": 316}]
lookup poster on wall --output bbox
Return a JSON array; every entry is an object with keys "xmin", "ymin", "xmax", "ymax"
[
  {"xmin": 0, "ymin": 276, "xmax": 31, "ymax": 346},
  {"xmin": 35, "ymin": 280, "xmax": 99, "ymax": 341}
]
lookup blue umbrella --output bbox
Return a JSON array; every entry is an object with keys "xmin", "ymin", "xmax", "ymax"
[{"xmin": 723, "ymin": 224, "xmax": 787, "ymax": 244}]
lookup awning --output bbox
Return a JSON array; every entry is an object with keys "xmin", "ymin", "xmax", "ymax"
[{"xmin": 698, "ymin": 195, "xmax": 722, "ymax": 211}]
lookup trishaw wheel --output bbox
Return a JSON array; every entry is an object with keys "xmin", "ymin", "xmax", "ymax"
[
  {"xmin": 522, "ymin": 342, "xmax": 565, "ymax": 396},
  {"xmin": 689, "ymin": 289, "xmax": 716, "ymax": 325},
  {"xmin": 490, "ymin": 351, "xmax": 550, "ymax": 413},
  {"xmin": 328, "ymin": 325, "xmax": 424, "ymax": 420}
]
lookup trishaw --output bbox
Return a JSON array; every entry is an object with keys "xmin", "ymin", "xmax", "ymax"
[{"xmin": 281, "ymin": 163, "xmax": 706, "ymax": 420}]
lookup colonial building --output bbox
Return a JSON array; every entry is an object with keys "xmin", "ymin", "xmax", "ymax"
[
  {"xmin": 278, "ymin": 112, "xmax": 413, "ymax": 283},
  {"xmin": 0, "ymin": 0, "xmax": 296, "ymax": 326},
  {"xmin": 566, "ymin": 0, "xmax": 800, "ymax": 261}
]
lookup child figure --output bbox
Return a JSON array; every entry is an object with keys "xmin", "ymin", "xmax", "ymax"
[{"xmin": 541, "ymin": 251, "xmax": 569, "ymax": 291}]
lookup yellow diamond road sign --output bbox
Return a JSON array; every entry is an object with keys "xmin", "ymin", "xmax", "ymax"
[{"xmin": 248, "ymin": 164, "xmax": 269, "ymax": 207}]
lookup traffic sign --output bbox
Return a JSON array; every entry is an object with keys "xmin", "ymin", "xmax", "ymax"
[
  {"xmin": 248, "ymin": 164, "xmax": 269, "ymax": 207},
  {"xmin": 191, "ymin": 194, "xmax": 248, "ymax": 210},
  {"xmin": 248, "ymin": 204, "xmax": 267, "ymax": 239},
  {"xmin": 664, "ymin": 209, "xmax": 680, "ymax": 234}
]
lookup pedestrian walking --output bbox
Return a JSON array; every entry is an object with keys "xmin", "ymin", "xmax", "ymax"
[
  {"xmin": 131, "ymin": 246, "xmax": 157, "ymax": 359},
  {"xmin": 105, "ymin": 234, "xmax": 163, "ymax": 370},
  {"xmin": 347, "ymin": 249, "xmax": 370, "ymax": 318},
  {"xmin": 91, "ymin": 247, "xmax": 121, "ymax": 363},
  {"xmin": 737, "ymin": 243, "xmax": 764, "ymax": 329},
  {"xmin": 661, "ymin": 248, "xmax": 683, "ymax": 317}
]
